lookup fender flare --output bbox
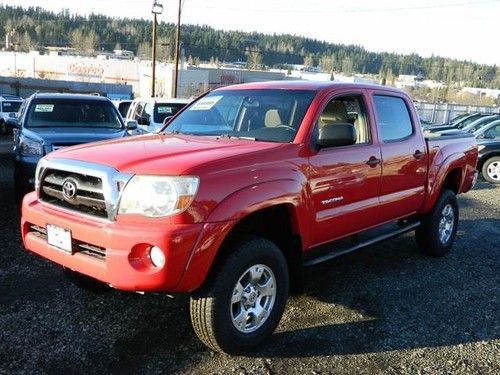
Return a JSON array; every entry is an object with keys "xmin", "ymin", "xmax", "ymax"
[{"xmin": 422, "ymin": 151, "xmax": 466, "ymax": 213}]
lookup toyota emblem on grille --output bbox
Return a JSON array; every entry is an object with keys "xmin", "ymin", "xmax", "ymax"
[{"xmin": 62, "ymin": 178, "xmax": 78, "ymax": 201}]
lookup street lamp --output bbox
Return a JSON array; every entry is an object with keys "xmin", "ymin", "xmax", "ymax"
[{"xmin": 151, "ymin": 1, "xmax": 163, "ymax": 97}]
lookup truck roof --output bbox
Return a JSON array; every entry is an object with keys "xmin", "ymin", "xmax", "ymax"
[
  {"xmin": 30, "ymin": 93, "xmax": 112, "ymax": 102},
  {"xmin": 214, "ymin": 80, "xmax": 402, "ymax": 94}
]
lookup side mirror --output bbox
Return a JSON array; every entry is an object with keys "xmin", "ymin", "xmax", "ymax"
[
  {"xmin": 317, "ymin": 123, "xmax": 357, "ymax": 149},
  {"xmin": 126, "ymin": 120, "xmax": 138, "ymax": 130},
  {"xmin": 163, "ymin": 116, "xmax": 173, "ymax": 126},
  {"xmin": 6, "ymin": 118, "xmax": 19, "ymax": 129},
  {"xmin": 137, "ymin": 116, "xmax": 150, "ymax": 126}
]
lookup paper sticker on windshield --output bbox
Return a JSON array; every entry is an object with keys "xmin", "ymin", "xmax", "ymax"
[
  {"xmin": 35, "ymin": 104, "xmax": 54, "ymax": 112},
  {"xmin": 157, "ymin": 106, "xmax": 173, "ymax": 114},
  {"xmin": 190, "ymin": 96, "xmax": 222, "ymax": 111}
]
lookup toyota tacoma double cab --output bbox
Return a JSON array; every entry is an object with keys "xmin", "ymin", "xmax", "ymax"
[{"xmin": 21, "ymin": 82, "xmax": 478, "ymax": 354}]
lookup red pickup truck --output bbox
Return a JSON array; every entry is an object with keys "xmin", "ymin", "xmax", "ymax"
[{"xmin": 21, "ymin": 81, "xmax": 478, "ymax": 354}]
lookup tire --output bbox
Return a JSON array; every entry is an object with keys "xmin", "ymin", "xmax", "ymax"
[
  {"xmin": 190, "ymin": 237, "xmax": 289, "ymax": 354},
  {"xmin": 481, "ymin": 157, "xmax": 500, "ymax": 184},
  {"xmin": 63, "ymin": 268, "xmax": 111, "ymax": 294},
  {"xmin": 415, "ymin": 189, "xmax": 458, "ymax": 257}
]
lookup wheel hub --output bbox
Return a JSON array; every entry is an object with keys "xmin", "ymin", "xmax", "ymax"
[
  {"xmin": 230, "ymin": 264, "xmax": 276, "ymax": 333},
  {"xmin": 438, "ymin": 203, "xmax": 455, "ymax": 244},
  {"xmin": 487, "ymin": 161, "xmax": 500, "ymax": 181}
]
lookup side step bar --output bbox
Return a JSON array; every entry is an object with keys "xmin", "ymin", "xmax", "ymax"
[{"xmin": 303, "ymin": 221, "xmax": 421, "ymax": 267}]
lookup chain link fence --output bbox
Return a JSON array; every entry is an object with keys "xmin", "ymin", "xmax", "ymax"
[{"xmin": 415, "ymin": 102, "xmax": 500, "ymax": 124}]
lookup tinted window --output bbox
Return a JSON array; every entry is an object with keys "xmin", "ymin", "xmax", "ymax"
[
  {"xmin": 154, "ymin": 103, "xmax": 187, "ymax": 124},
  {"xmin": 166, "ymin": 90, "xmax": 315, "ymax": 143},
  {"xmin": 373, "ymin": 96, "xmax": 413, "ymax": 142},
  {"xmin": 2, "ymin": 101, "xmax": 22, "ymax": 112},
  {"xmin": 117, "ymin": 101, "xmax": 131, "ymax": 118},
  {"xmin": 26, "ymin": 99, "xmax": 122, "ymax": 129}
]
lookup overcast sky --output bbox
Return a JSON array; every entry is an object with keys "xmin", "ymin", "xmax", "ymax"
[{"xmin": 3, "ymin": 0, "xmax": 500, "ymax": 65}]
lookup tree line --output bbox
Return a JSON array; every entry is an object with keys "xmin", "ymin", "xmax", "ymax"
[{"xmin": 1, "ymin": 4, "xmax": 499, "ymax": 89}]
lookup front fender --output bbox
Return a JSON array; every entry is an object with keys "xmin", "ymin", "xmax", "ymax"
[{"xmin": 173, "ymin": 179, "xmax": 310, "ymax": 292}]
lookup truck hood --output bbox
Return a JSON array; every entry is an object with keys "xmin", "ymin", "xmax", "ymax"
[
  {"xmin": 23, "ymin": 127, "xmax": 127, "ymax": 146},
  {"xmin": 49, "ymin": 133, "xmax": 285, "ymax": 175}
]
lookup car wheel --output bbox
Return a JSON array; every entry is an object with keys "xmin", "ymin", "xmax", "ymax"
[
  {"xmin": 190, "ymin": 237, "xmax": 289, "ymax": 354},
  {"xmin": 63, "ymin": 268, "xmax": 111, "ymax": 294},
  {"xmin": 416, "ymin": 189, "xmax": 458, "ymax": 257},
  {"xmin": 481, "ymin": 157, "xmax": 500, "ymax": 184}
]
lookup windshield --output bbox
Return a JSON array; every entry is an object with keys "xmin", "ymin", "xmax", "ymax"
[
  {"xmin": 26, "ymin": 99, "xmax": 123, "ymax": 129},
  {"xmin": 165, "ymin": 89, "xmax": 315, "ymax": 143},
  {"xmin": 466, "ymin": 116, "xmax": 499, "ymax": 133},
  {"xmin": 154, "ymin": 103, "xmax": 187, "ymax": 124},
  {"xmin": 2, "ymin": 101, "xmax": 22, "ymax": 113}
]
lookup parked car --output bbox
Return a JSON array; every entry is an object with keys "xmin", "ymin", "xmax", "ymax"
[
  {"xmin": 423, "ymin": 112, "xmax": 491, "ymax": 132},
  {"xmin": 435, "ymin": 114, "xmax": 500, "ymax": 136},
  {"xmin": 112, "ymin": 99, "xmax": 133, "ymax": 119},
  {"xmin": 21, "ymin": 82, "xmax": 477, "ymax": 354},
  {"xmin": 125, "ymin": 97, "xmax": 190, "ymax": 133},
  {"xmin": 11, "ymin": 93, "xmax": 137, "ymax": 200},
  {"xmin": 474, "ymin": 119, "xmax": 500, "ymax": 183},
  {"xmin": 0, "ymin": 94, "xmax": 23, "ymax": 134}
]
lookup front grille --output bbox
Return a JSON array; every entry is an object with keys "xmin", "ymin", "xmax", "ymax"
[
  {"xmin": 28, "ymin": 224, "xmax": 107, "ymax": 260},
  {"xmin": 39, "ymin": 168, "xmax": 108, "ymax": 218}
]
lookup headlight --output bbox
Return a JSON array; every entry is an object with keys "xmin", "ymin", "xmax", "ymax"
[
  {"xmin": 34, "ymin": 157, "xmax": 49, "ymax": 191},
  {"xmin": 118, "ymin": 175, "xmax": 199, "ymax": 217},
  {"xmin": 19, "ymin": 136, "xmax": 43, "ymax": 156}
]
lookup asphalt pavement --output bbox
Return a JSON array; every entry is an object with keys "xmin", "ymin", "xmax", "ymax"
[{"xmin": 0, "ymin": 135, "xmax": 498, "ymax": 374}]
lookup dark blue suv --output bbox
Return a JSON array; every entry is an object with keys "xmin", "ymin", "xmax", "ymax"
[{"xmin": 11, "ymin": 93, "xmax": 136, "ymax": 200}]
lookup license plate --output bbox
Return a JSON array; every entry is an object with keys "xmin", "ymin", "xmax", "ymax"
[{"xmin": 47, "ymin": 224, "xmax": 72, "ymax": 253}]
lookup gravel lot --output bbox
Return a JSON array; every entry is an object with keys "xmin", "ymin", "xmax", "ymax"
[{"xmin": 0, "ymin": 135, "xmax": 499, "ymax": 374}]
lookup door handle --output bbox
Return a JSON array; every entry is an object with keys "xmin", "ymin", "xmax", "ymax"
[
  {"xmin": 366, "ymin": 156, "xmax": 381, "ymax": 167},
  {"xmin": 413, "ymin": 150, "xmax": 425, "ymax": 160}
]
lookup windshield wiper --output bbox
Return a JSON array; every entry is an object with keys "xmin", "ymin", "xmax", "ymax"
[{"xmin": 217, "ymin": 134, "xmax": 256, "ymax": 141}]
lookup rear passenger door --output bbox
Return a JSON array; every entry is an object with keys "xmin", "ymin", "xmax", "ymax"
[
  {"xmin": 370, "ymin": 93, "xmax": 428, "ymax": 221},
  {"xmin": 308, "ymin": 91, "xmax": 382, "ymax": 245}
]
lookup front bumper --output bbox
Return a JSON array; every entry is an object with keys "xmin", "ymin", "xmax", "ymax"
[{"xmin": 21, "ymin": 192, "xmax": 205, "ymax": 292}]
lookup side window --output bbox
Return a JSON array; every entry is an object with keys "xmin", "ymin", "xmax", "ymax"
[
  {"xmin": 133, "ymin": 102, "xmax": 145, "ymax": 121},
  {"xmin": 373, "ymin": 95, "xmax": 413, "ymax": 142},
  {"xmin": 313, "ymin": 94, "xmax": 370, "ymax": 146},
  {"xmin": 485, "ymin": 124, "xmax": 500, "ymax": 138},
  {"xmin": 143, "ymin": 102, "xmax": 153, "ymax": 122}
]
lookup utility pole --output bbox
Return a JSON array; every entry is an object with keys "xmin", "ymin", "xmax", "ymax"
[
  {"xmin": 172, "ymin": 0, "xmax": 182, "ymax": 98},
  {"xmin": 151, "ymin": 1, "xmax": 163, "ymax": 97}
]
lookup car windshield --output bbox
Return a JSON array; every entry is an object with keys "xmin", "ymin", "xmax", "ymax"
[
  {"xmin": 26, "ymin": 99, "xmax": 123, "ymax": 129},
  {"xmin": 154, "ymin": 103, "xmax": 187, "ymax": 124},
  {"xmin": 164, "ymin": 89, "xmax": 315, "ymax": 143},
  {"xmin": 466, "ymin": 116, "xmax": 499, "ymax": 133},
  {"xmin": 2, "ymin": 101, "xmax": 22, "ymax": 113}
]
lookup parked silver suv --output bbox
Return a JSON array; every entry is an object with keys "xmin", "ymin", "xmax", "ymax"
[{"xmin": 125, "ymin": 97, "xmax": 190, "ymax": 133}]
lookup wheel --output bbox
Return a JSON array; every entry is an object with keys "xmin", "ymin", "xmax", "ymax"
[
  {"xmin": 481, "ymin": 157, "xmax": 500, "ymax": 184},
  {"xmin": 62, "ymin": 268, "xmax": 111, "ymax": 293},
  {"xmin": 415, "ymin": 189, "xmax": 458, "ymax": 257},
  {"xmin": 190, "ymin": 237, "xmax": 289, "ymax": 354}
]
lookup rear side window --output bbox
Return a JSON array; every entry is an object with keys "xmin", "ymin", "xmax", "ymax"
[{"xmin": 373, "ymin": 96, "xmax": 413, "ymax": 142}]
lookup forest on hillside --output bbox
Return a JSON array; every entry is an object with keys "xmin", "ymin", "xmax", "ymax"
[{"xmin": 1, "ymin": 5, "xmax": 499, "ymax": 90}]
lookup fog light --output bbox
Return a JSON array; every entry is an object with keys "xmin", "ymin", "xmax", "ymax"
[{"xmin": 149, "ymin": 246, "xmax": 166, "ymax": 268}]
